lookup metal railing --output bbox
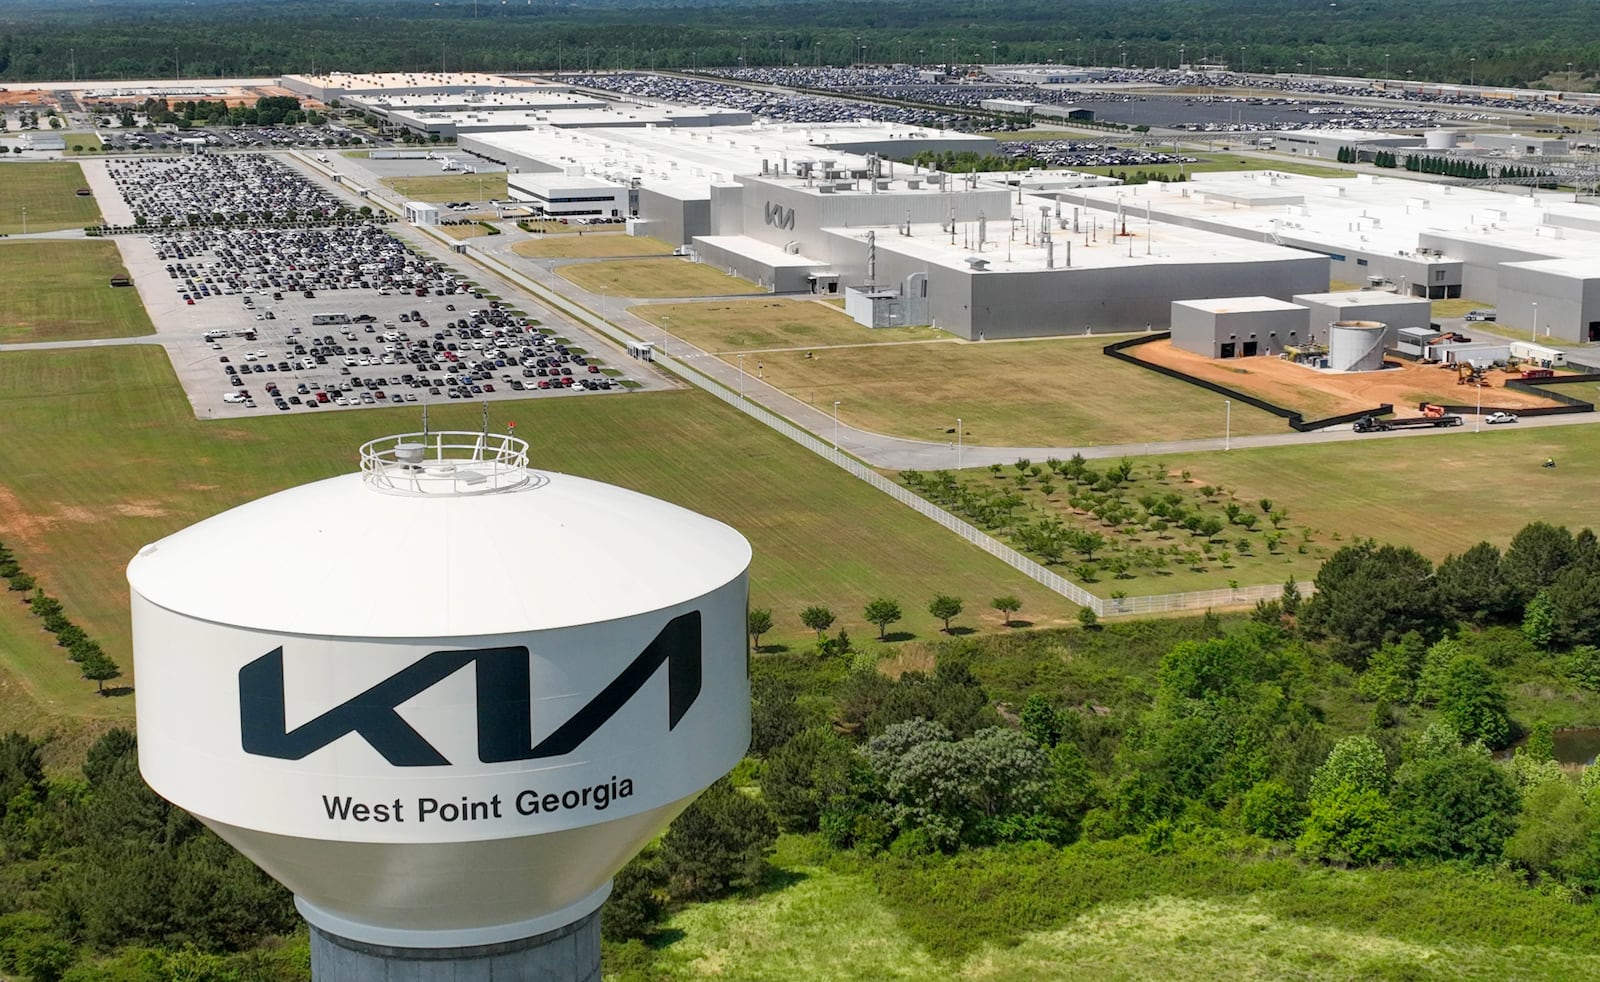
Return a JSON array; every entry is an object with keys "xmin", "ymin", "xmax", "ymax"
[{"xmin": 359, "ymin": 431, "xmax": 536, "ymax": 496}]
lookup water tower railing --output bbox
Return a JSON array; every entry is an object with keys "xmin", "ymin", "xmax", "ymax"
[{"xmin": 359, "ymin": 432, "xmax": 535, "ymax": 496}]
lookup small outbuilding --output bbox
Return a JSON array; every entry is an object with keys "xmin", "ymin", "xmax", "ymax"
[
  {"xmin": 1292, "ymin": 290, "xmax": 1434, "ymax": 344},
  {"xmin": 1170, "ymin": 296, "xmax": 1309, "ymax": 359},
  {"xmin": 404, "ymin": 201, "xmax": 440, "ymax": 225}
]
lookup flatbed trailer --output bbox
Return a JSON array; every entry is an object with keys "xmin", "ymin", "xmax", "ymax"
[{"xmin": 1354, "ymin": 414, "xmax": 1465, "ymax": 433}]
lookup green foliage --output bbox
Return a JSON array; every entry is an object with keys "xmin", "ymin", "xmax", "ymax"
[
  {"xmin": 660, "ymin": 779, "xmax": 777, "ymax": 902},
  {"xmin": 750, "ymin": 672, "xmax": 810, "ymax": 756},
  {"xmin": 601, "ymin": 849, "xmax": 667, "ymax": 942},
  {"xmin": 1240, "ymin": 780, "xmax": 1303, "ymax": 840},
  {"xmin": 1304, "ymin": 542, "xmax": 1441, "ymax": 664},
  {"xmin": 747, "ymin": 607, "xmax": 773, "ymax": 649},
  {"xmin": 927, "ymin": 595, "xmax": 963, "ymax": 634},
  {"xmin": 1545, "ymin": 560, "xmax": 1600, "ymax": 648},
  {"xmin": 1296, "ymin": 785, "xmax": 1394, "ymax": 866},
  {"xmin": 862, "ymin": 598, "xmax": 903, "ymax": 640},
  {"xmin": 1504, "ymin": 778, "xmax": 1600, "ymax": 884},
  {"xmin": 1357, "ymin": 632, "xmax": 1426, "ymax": 704},
  {"xmin": 1018, "ymin": 693, "xmax": 1062, "ymax": 747},
  {"xmin": 1437, "ymin": 655, "xmax": 1512, "ymax": 748},
  {"xmin": 764, "ymin": 728, "xmax": 870, "ymax": 834},
  {"xmin": 1503, "ymin": 521, "xmax": 1578, "ymax": 600},
  {"xmin": 990, "ymin": 595, "xmax": 1022, "ymax": 626},
  {"xmin": 1308, "ymin": 735, "xmax": 1390, "ymax": 802},
  {"xmin": 1523, "ymin": 590, "xmax": 1558, "ymax": 648},
  {"xmin": 1076, "ymin": 606, "xmax": 1099, "ymax": 630},
  {"xmin": 799, "ymin": 604, "xmax": 836, "ymax": 637},
  {"xmin": 1436, "ymin": 541, "xmax": 1516, "ymax": 625},
  {"xmin": 1388, "ymin": 741, "xmax": 1517, "ymax": 862},
  {"xmin": 0, "ymin": 732, "xmax": 48, "ymax": 824}
]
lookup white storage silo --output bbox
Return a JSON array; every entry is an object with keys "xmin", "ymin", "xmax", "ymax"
[
  {"xmin": 1425, "ymin": 130, "xmax": 1460, "ymax": 150},
  {"xmin": 128, "ymin": 431, "xmax": 752, "ymax": 980},
  {"xmin": 1327, "ymin": 320, "xmax": 1393, "ymax": 371}
]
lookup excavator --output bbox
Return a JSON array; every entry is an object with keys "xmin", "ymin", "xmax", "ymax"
[{"xmin": 1456, "ymin": 363, "xmax": 1489, "ymax": 386}]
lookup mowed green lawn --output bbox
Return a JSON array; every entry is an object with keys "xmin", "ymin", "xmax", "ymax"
[
  {"xmin": 1167, "ymin": 423, "xmax": 1600, "ymax": 562},
  {"xmin": 707, "ymin": 335, "xmax": 1284, "ymax": 446},
  {"xmin": 0, "ymin": 347, "xmax": 1072, "ymax": 729},
  {"xmin": 634, "ymin": 298, "xmax": 952, "ymax": 351},
  {"xmin": 381, "ymin": 172, "xmax": 508, "ymax": 202},
  {"xmin": 512, "ymin": 234, "xmax": 675, "ymax": 259},
  {"xmin": 559, "ymin": 259, "xmax": 764, "ymax": 299},
  {"xmin": 0, "ymin": 161, "xmax": 103, "ymax": 233},
  {"xmin": 0, "ymin": 240, "xmax": 155, "ymax": 343}
]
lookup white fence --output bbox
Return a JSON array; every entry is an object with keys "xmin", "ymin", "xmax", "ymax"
[{"xmin": 467, "ymin": 246, "xmax": 1301, "ymax": 618}]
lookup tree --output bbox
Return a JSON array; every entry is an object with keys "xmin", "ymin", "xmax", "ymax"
[
  {"xmin": 0, "ymin": 731, "xmax": 48, "ymax": 823},
  {"xmin": 1437, "ymin": 654, "xmax": 1511, "ymax": 748},
  {"xmin": 1357, "ymin": 632, "xmax": 1427, "ymax": 704},
  {"xmin": 747, "ymin": 607, "xmax": 773, "ymax": 651},
  {"xmin": 659, "ymin": 778, "xmax": 776, "ymax": 901},
  {"xmin": 991, "ymin": 595, "xmax": 1022, "ymax": 626},
  {"xmin": 1435, "ymin": 542, "xmax": 1515, "ymax": 625},
  {"xmin": 1019, "ymin": 693, "xmax": 1063, "ymax": 747},
  {"xmin": 1303, "ymin": 541, "xmax": 1440, "ymax": 665},
  {"xmin": 1502, "ymin": 521, "xmax": 1577, "ymax": 600},
  {"xmin": 1241, "ymin": 779, "xmax": 1303, "ymax": 840},
  {"xmin": 601, "ymin": 849, "xmax": 667, "ymax": 942},
  {"xmin": 750, "ymin": 673, "xmax": 809, "ymax": 756},
  {"xmin": 84, "ymin": 727, "xmax": 138, "ymax": 788},
  {"xmin": 1308, "ymin": 734, "xmax": 1390, "ymax": 801},
  {"xmin": 1388, "ymin": 740, "xmax": 1517, "ymax": 862},
  {"xmin": 927, "ymin": 595, "xmax": 963, "ymax": 633},
  {"xmin": 1523, "ymin": 591, "xmax": 1557, "ymax": 648},
  {"xmin": 1077, "ymin": 606, "xmax": 1099, "ymax": 630},
  {"xmin": 81, "ymin": 649, "xmax": 122, "ymax": 695},
  {"xmin": 1296, "ymin": 784, "xmax": 1394, "ymax": 866},
  {"xmin": 1544, "ymin": 561, "xmax": 1600, "ymax": 648},
  {"xmin": 863, "ymin": 598, "xmax": 902, "ymax": 640},
  {"xmin": 798, "ymin": 605, "xmax": 835, "ymax": 638}
]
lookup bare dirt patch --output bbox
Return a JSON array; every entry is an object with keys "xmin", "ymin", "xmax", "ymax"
[
  {"xmin": 0, "ymin": 485, "xmax": 51, "ymax": 550},
  {"xmin": 1132, "ymin": 339, "xmax": 1565, "ymax": 416}
]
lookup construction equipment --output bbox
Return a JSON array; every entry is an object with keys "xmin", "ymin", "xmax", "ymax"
[
  {"xmin": 1456, "ymin": 363, "xmax": 1489, "ymax": 386},
  {"xmin": 1355, "ymin": 412, "xmax": 1465, "ymax": 432}
]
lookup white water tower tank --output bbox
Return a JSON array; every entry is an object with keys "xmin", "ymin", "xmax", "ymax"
[
  {"xmin": 128, "ymin": 432, "xmax": 751, "ymax": 978},
  {"xmin": 1327, "ymin": 320, "xmax": 1393, "ymax": 372},
  {"xmin": 1425, "ymin": 130, "xmax": 1460, "ymax": 150}
]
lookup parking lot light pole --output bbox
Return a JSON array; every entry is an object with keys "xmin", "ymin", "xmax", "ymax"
[
  {"xmin": 737, "ymin": 353, "xmax": 746, "ymax": 399},
  {"xmin": 956, "ymin": 417, "xmax": 963, "ymax": 470},
  {"xmin": 1224, "ymin": 399, "xmax": 1231, "ymax": 451},
  {"xmin": 1532, "ymin": 302, "xmax": 1538, "ymax": 341},
  {"xmin": 833, "ymin": 401, "xmax": 841, "ymax": 451}
]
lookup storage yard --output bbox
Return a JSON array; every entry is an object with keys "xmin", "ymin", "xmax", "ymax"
[{"xmin": 1131, "ymin": 338, "xmax": 1574, "ymax": 418}]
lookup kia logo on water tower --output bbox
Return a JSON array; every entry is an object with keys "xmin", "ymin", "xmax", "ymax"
[
  {"xmin": 240, "ymin": 612, "xmax": 703, "ymax": 767},
  {"xmin": 763, "ymin": 201, "xmax": 795, "ymax": 230}
]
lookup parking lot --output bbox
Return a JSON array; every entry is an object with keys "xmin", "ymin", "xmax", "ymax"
[{"xmin": 95, "ymin": 151, "xmax": 648, "ymax": 418}]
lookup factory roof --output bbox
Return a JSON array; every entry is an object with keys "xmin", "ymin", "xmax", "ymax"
[
  {"xmin": 1065, "ymin": 172, "xmax": 1600, "ymax": 265},
  {"xmin": 828, "ymin": 215, "xmax": 1316, "ymax": 275},
  {"xmin": 283, "ymin": 71, "xmax": 560, "ymax": 94},
  {"xmin": 1176, "ymin": 296, "xmax": 1308, "ymax": 314},
  {"xmin": 1292, "ymin": 290, "xmax": 1433, "ymax": 306}
]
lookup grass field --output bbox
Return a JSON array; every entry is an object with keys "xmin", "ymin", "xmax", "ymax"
[
  {"xmin": 0, "ymin": 240, "xmax": 155, "ymax": 342},
  {"xmin": 62, "ymin": 132, "xmax": 103, "ymax": 154},
  {"xmin": 1166, "ymin": 422, "xmax": 1600, "ymax": 562},
  {"xmin": 558, "ymin": 259, "xmax": 764, "ymax": 298},
  {"xmin": 1073, "ymin": 155, "xmax": 1354, "ymax": 180},
  {"xmin": 0, "ymin": 161, "xmax": 103, "ymax": 233},
  {"xmin": 633, "ymin": 298, "xmax": 952, "ymax": 351},
  {"xmin": 620, "ymin": 836, "xmax": 1600, "ymax": 981},
  {"xmin": 380, "ymin": 172, "xmax": 508, "ymax": 202},
  {"xmin": 0, "ymin": 347, "xmax": 1073, "ymax": 734},
  {"xmin": 512, "ymin": 234, "xmax": 675, "ymax": 259},
  {"xmin": 438, "ymin": 222, "xmax": 492, "ymax": 240},
  {"xmin": 690, "ymin": 334, "xmax": 1285, "ymax": 446}
]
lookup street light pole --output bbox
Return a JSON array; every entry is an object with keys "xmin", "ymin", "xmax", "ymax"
[
  {"xmin": 737, "ymin": 353, "xmax": 746, "ymax": 399},
  {"xmin": 833, "ymin": 401, "xmax": 841, "ymax": 451},
  {"xmin": 1532, "ymin": 301, "xmax": 1538, "ymax": 340},
  {"xmin": 1224, "ymin": 399, "xmax": 1231, "ymax": 451},
  {"xmin": 956, "ymin": 417, "xmax": 963, "ymax": 469}
]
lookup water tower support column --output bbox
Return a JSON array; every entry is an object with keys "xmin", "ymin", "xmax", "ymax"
[{"xmin": 308, "ymin": 909, "xmax": 601, "ymax": 981}]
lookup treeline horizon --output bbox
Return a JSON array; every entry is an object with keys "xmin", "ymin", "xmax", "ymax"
[{"xmin": 0, "ymin": 0, "xmax": 1595, "ymax": 90}]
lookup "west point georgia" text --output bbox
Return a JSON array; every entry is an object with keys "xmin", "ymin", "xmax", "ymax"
[{"xmin": 320, "ymin": 776, "xmax": 635, "ymax": 824}]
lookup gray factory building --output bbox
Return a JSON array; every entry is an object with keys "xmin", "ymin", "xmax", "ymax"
[{"xmin": 1170, "ymin": 297, "xmax": 1310, "ymax": 358}]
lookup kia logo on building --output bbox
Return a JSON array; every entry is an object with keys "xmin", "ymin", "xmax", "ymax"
[
  {"xmin": 239, "ymin": 612, "xmax": 702, "ymax": 766},
  {"xmin": 763, "ymin": 202, "xmax": 795, "ymax": 230}
]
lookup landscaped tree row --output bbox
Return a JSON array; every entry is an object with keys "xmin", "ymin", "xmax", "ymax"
[{"xmin": 0, "ymin": 540, "xmax": 121, "ymax": 696}]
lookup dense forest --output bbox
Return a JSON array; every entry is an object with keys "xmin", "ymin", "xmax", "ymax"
[
  {"xmin": 9, "ymin": 519, "xmax": 1600, "ymax": 978},
  {"xmin": 0, "ymin": 0, "xmax": 1595, "ymax": 88}
]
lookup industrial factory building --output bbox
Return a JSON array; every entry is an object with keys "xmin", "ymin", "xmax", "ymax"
[{"xmin": 1067, "ymin": 172, "xmax": 1600, "ymax": 342}]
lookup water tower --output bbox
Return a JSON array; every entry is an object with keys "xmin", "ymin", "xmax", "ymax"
[{"xmin": 128, "ymin": 431, "xmax": 752, "ymax": 979}]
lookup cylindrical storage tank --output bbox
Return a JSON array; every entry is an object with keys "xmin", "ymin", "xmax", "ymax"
[
  {"xmin": 1425, "ymin": 130, "xmax": 1460, "ymax": 150},
  {"xmin": 1327, "ymin": 319, "xmax": 1393, "ymax": 371},
  {"xmin": 128, "ymin": 432, "xmax": 751, "ymax": 972}
]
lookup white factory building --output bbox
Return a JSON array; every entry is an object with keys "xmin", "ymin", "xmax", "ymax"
[{"xmin": 1066, "ymin": 172, "xmax": 1600, "ymax": 342}]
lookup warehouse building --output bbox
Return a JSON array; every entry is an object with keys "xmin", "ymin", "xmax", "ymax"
[
  {"xmin": 1067, "ymin": 172, "xmax": 1600, "ymax": 342},
  {"xmin": 1170, "ymin": 297, "xmax": 1309, "ymax": 358},
  {"xmin": 1291, "ymin": 290, "xmax": 1435, "ymax": 343}
]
